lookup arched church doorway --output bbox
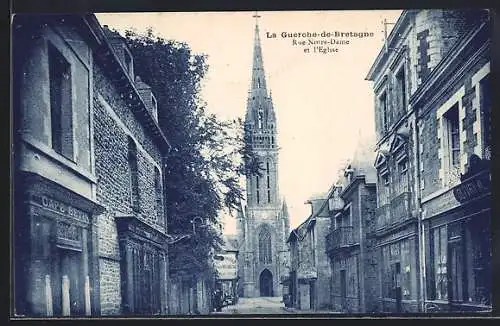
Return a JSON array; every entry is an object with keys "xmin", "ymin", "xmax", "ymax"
[{"xmin": 259, "ymin": 269, "xmax": 273, "ymax": 297}]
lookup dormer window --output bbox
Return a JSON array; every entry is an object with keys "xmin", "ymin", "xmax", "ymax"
[
  {"xmin": 344, "ymin": 166, "xmax": 354, "ymax": 183},
  {"xmin": 398, "ymin": 158, "xmax": 408, "ymax": 174},
  {"xmin": 381, "ymin": 169, "xmax": 390, "ymax": 186},
  {"xmin": 151, "ymin": 94, "xmax": 158, "ymax": 121},
  {"xmin": 123, "ymin": 48, "xmax": 133, "ymax": 78}
]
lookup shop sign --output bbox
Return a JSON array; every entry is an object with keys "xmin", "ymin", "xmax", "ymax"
[
  {"xmin": 452, "ymin": 155, "xmax": 491, "ymax": 204},
  {"xmin": 297, "ymin": 266, "xmax": 317, "ymax": 279},
  {"xmin": 57, "ymin": 221, "xmax": 81, "ymax": 242},
  {"xmin": 33, "ymin": 194, "xmax": 89, "ymax": 223}
]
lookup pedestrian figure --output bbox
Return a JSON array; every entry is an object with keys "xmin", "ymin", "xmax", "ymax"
[{"xmin": 213, "ymin": 289, "xmax": 223, "ymax": 312}]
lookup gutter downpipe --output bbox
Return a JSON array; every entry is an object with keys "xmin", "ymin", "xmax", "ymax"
[{"xmin": 412, "ymin": 109, "xmax": 426, "ymax": 313}]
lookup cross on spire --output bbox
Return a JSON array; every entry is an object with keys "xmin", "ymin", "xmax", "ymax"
[{"xmin": 253, "ymin": 11, "xmax": 261, "ymax": 25}]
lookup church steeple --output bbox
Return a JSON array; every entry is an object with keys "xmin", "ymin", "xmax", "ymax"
[
  {"xmin": 245, "ymin": 12, "xmax": 276, "ymax": 130},
  {"xmin": 251, "ymin": 12, "xmax": 268, "ymax": 96},
  {"xmin": 244, "ymin": 12, "xmax": 279, "ymax": 209}
]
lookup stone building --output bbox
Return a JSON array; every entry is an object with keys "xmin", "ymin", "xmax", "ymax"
[
  {"xmin": 12, "ymin": 13, "xmax": 172, "ymax": 316},
  {"xmin": 365, "ymin": 9, "xmax": 491, "ymax": 312},
  {"xmin": 287, "ymin": 194, "xmax": 331, "ymax": 311},
  {"xmin": 325, "ymin": 135, "xmax": 379, "ymax": 313},
  {"xmin": 235, "ymin": 15, "xmax": 290, "ymax": 298},
  {"xmin": 215, "ymin": 235, "xmax": 240, "ymax": 303},
  {"xmin": 410, "ymin": 12, "xmax": 492, "ymax": 312}
]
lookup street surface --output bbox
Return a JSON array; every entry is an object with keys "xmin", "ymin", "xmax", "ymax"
[{"xmin": 214, "ymin": 296, "xmax": 292, "ymax": 314}]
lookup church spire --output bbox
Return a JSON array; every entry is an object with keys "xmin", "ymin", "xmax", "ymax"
[
  {"xmin": 245, "ymin": 12, "xmax": 276, "ymax": 130},
  {"xmin": 251, "ymin": 11, "xmax": 268, "ymax": 96}
]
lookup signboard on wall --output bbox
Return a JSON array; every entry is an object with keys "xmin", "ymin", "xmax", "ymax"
[
  {"xmin": 297, "ymin": 266, "xmax": 317, "ymax": 279},
  {"xmin": 215, "ymin": 253, "xmax": 238, "ymax": 280}
]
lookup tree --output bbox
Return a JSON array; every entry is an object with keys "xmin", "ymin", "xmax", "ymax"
[{"xmin": 122, "ymin": 28, "xmax": 261, "ymax": 278}]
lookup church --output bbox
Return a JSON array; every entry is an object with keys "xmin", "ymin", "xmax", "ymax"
[{"xmin": 235, "ymin": 14, "xmax": 291, "ymax": 298}]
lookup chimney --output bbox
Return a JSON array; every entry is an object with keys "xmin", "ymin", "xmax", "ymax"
[{"xmin": 135, "ymin": 76, "xmax": 158, "ymax": 122}]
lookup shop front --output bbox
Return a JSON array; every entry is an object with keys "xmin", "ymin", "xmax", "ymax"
[
  {"xmin": 14, "ymin": 172, "xmax": 104, "ymax": 317},
  {"xmin": 424, "ymin": 155, "xmax": 491, "ymax": 312}
]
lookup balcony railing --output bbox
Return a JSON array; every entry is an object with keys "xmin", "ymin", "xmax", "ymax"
[
  {"xmin": 326, "ymin": 226, "xmax": 355, "ymax": 253},
  {"xmin": 376, "ymin": 192, "xmax": 413, "ymax": 232}
]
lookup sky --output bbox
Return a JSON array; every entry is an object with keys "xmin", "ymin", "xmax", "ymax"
[{"xmin": 96, "ymin": 10, "xmax": 402, "ymax": 234}]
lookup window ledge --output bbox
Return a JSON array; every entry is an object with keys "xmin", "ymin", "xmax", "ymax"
[{"xmin": 22, "ymin": 134, "xmax": 97, "ymax": 184}]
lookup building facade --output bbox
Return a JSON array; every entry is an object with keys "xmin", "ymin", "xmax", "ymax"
[
  {"xmin": 236, "ymin": 16, "xmax": 290, "ymax": 298},
  {"xmin": 325, "ymin": 138, "xmax": 379, "ymax": 313},
  {"xmin": 410, "ymin": 14, "xmax": 492, "ymax": 312},
  {"xmin": 12, "ymin": 14, "xmax": 172, "ymax": 317},
  {"xmin": 366, "ymin": 9, "xmax": 491, "ymax": 312},
  {"xmin": 287, "ymin": 195, "xmax": 331, "ymax": 311},
  {"xmin": 215, "ymin": 236, "xmax": 240, "ymax": 303}
]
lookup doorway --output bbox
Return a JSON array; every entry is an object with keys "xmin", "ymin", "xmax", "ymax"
[
  {"xmin": 51, "ymin": 248, "xmax": 85, "ymax": 316},
  {"xmin": 391, "ymin": 261, "xmax": 402, "ymax": 312},
  {"xmin": 340, "ymin": 270, "xmax": 347, "ymax": 312},
  {"xmin": 259, "ymin": 269, "xmax": 273, "ymax": 297}
]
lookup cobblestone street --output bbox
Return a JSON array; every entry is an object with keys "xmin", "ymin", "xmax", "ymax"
[{"xmin": 214, "ymin": 297, "xmax": 292, "ymax": 314}]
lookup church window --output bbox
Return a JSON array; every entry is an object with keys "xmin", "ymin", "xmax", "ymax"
[
  {"xmin": 257, "ymin": 190, "xmax": 260, "ymax": 204},
  {"xmin": 257, "ymin": 78, "xmax": 261, "ymax": 88},
  {"xmin": 258, "ymin": 110, "xmax": 263, "ymax": 129},
  {"xmin": 259, "ymin": 227, "xmax": 272, "ymax": 263},
  {"xmin": 267, "ymin": 190, "xmax": 271, "ymax": 203}
]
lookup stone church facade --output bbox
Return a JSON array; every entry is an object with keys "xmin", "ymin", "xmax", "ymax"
[{"xmin": 235, "ymin": 16, "xmax": 290, "ymax": 298}]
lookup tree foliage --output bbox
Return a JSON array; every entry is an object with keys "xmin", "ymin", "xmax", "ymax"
[{"xmin": 122, "ymin": 28, "xmax": 260, "ymax": 275}]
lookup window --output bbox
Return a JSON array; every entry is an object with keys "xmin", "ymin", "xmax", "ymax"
[
  {"xmin": 479, "ymin": 75, "xmax": 491, "ymax": 159},
  {"xmin": 398, "ymin": 158, "xmax": 408, "ymax": 174},
  {"xmin": 257, "ymin": 78, "xmax": 261, "ymax": 88},
  {"xmin": 382, "ymin": 171, "xmax": 390, "ymax": 186},
  {"xmin": 151, "ymin": 95, "xmax": 158, "ymax": 121},
  {"xmin": 128, "ymin": 137, "xmax": 140, "ymax": 212},
  {"xmin": 380, "ymin": 92, "xmax": 388, "ymax": 132},
  {"xmin": 259, "ymin": 227, "xmax": 272, "ymax": 263},
  {"xmin": 311, "ymin": 228, "xmax": 316, "ymax": 267},
  {"xmin": 396, "ymin": 68, "xmax": 407, "ymax": 113},
  {"xmin": 445, "ymin": 104, "xmax": 460, "ymax": 168},
  {"xmin": 433, "ymin": 226, "xmax": 448, "ymax": 300},
  {"xmin": 124, "ymin": 49, "xmax": 133, "ymax": 77},
  {"xmin": 154, "ymin": 167, "xmax": 162, "ymax": 222},
  {"xmin": 48, "ymin": 43, "xmax": 73, "ymax": 159},
  {"xmin": 258, "ymin": 109, "xmax": 263, "ymax": 129},
  {"xmin": 398, "ymin": 158, "xmax": 408, "ymax": 193},
  {"xmin": 432, "ymin": 220, "xmax": 492, "ymax": 306}
]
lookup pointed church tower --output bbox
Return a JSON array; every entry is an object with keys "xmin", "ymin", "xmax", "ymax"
[
  {"xmin": 245, "ymin": 12, "xmax": 279, "ymax": 210},
  {"xmin": 238, "ymin": 12, "xmax": 289, "ymax": 299}
]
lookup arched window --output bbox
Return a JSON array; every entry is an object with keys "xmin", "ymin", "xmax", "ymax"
[
  {"xmin": 258, "ymin": 109, "xmax": 263, "ymax": 129},
  {"xmin": 257, "ymin": 78, "xmax": 261, "ymax": 88},
  {"xmin": 128, "ymin": 136, "xmax": 140, "ymax": 212},
  {"xmin": 259, "ymin": 227, "xmax": 272, "ymax": 264}
]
